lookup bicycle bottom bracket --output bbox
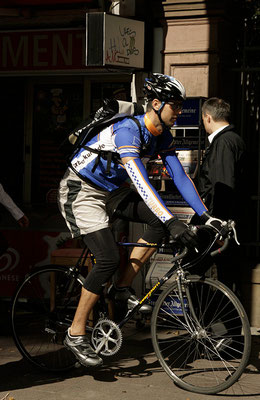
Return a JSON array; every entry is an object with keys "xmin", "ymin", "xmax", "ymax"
[{"xmin": 91, "ymin": 319, "xmax": 123, "ymax": 356}]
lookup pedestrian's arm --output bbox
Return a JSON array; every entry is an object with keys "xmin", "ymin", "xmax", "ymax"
[
  {"xmin": 17, "ymin": 214, "xmax": 30, "ymax": 228},
  {"xmin": 0, "ymin": 183, "xmax": 29, "ymax": 227}
]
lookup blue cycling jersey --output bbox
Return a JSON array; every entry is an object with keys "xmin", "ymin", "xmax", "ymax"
[
  {"xmin": 70, "ymin": 113, "xmax": 207, "ymax": 221},
  {"xmin": 71, "ymin": 114, "xmax": 172, "ymax": 191}
]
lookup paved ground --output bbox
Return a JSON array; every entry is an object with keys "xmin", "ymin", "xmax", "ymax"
[{"xmin": 0, "ymin": 320, "xmax": 260, "ymax": 400}]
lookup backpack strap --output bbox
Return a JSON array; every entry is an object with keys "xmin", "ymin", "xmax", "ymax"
[
  {"xmin": 81, "ymin": 116, "xmax": 143, "ymax": 175},
  {"xmin": 127, "ymin": 116, "xmax": 151, "ymax": 154},
  {"xmin": 81, "ymin": 145, "xmax": 121, "ymax": 174}
]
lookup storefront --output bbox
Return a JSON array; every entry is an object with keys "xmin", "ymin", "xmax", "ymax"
[
  {"xmin": 0, "ymin": 14, "xmax": 145, "ymax": 297},
  {"xmin": 0, "ymin": 23, "xmax": 144, "ymax": 205}
]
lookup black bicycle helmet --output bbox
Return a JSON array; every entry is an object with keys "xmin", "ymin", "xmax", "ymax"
[{"xmin": 144, "ymin": 73, "xmax": 186, "ymax": 102}]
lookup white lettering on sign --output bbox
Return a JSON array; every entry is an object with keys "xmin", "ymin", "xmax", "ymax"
[
  {"xmin": 2, "ymin": 35, "xmax": 29, "ymax": 67},
  {"xmin": 52, "ymin": 33, "xmax": 72, "ymax": 66},
  {"xmin": 33, "ymin": 34, "xmax": 48, "ymax": 67},
  {"xmin": 0, "ymin": 274, "xmax": 19, "ymax": 282},
  {"xmin": 0, "ymin": 29, "xmax": 85, "ymax": 71}
]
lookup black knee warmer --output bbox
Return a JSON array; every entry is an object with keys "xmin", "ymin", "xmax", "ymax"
[
  {"xmin": 136, "ymin": 201, "xmax": 167, "ymax": 244},
  {"xmin": 113, "ymin": 191, "xmax": 167, "ymax": 244},
  {"xmin": 142, "ymin": 222, "xmax": 166, "ymax": 244},
  {"xmin": 82, "ymin": 228, "xmax": 120, "ymax": 295}
]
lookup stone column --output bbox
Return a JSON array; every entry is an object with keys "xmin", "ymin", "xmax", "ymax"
[{"xmin": 162, "ymin": 0, "xmax": 236, "ymax": 98}]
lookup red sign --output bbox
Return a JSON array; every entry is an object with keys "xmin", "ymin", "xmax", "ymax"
[
  {"xmin": 0, "ymin": 230, "xmax": 73, "ymax": 297},
  {"xmin": 0, "ymin": 28, "xmax": 86, "ymax": 72},
  {"xmin": 0, "ymin": 1, "xmax": 92, "ymax": 5}
]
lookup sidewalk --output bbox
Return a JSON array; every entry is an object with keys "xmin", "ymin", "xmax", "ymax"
[{"xmin": 0, "ymin": 322, "xmax": 260, "ymax": 400}]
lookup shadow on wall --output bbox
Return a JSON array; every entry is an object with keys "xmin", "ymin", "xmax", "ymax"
[{"xmin": 241, "ymin": 262, "xmax": 260, "ymax": 328}]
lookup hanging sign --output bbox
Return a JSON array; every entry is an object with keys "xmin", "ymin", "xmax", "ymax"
[{"xmin": 86, "ymin": 12, "xmax": 144, "ymax": 69}]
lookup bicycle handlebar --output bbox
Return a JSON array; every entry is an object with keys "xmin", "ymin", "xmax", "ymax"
[
  {"xmin": 196, "ymin": 219, "xmax": 238, "ymax": 258},
  {"xmin": 117, "ymin": 220, "xmax": 238, "ymax": 265},
  {"xmin": 210, "ymin": 237, "xmax": 229, "ymax": 257},
  {"xmin": 178, "ymin": 219, "xmax": 238, "ymax": 271}
]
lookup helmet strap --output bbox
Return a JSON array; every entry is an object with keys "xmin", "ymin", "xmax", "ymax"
[{"xmin": 152, "ymin": 101, "xmax": 167, "ymax": 129}]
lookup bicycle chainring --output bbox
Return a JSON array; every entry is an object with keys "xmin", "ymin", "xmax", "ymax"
[{"xmin": 91, "ymin": 319, "xmax": 123, "ymax": 356}]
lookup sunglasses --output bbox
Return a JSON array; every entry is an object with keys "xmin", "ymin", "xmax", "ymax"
[{"xmin": 167, "ymin": 102, "xmax": 183, "ymax": 111}]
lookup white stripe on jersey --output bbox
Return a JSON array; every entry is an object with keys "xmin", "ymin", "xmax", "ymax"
[{"xmin": 124, "ymin": 159, "xmax": 173, "ymax": 223}]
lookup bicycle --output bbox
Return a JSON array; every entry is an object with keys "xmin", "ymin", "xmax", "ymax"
[{"xmin": 11, "ymin": 221, "xmax": 251, "ymax": 395}]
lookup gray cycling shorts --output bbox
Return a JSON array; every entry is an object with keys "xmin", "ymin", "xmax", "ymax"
[{"xmin": 58, "ymin": 168, "xmax": 109, "ymax": 237}]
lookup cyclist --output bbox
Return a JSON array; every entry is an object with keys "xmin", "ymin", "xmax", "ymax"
[{"xmin": 58, "ymin": 73, "xmax": 224, "ymax": 367}]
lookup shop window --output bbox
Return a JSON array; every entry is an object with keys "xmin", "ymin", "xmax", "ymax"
[
  {"xmin": 0, "ymin": 78, "xmax": 25, "ymax": 203},
  {"xmin": 32, "ymin": 83, "xmax": 83, "ymax": 204}
]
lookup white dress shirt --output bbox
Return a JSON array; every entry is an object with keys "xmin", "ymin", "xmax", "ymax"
[{"xmin": 208, "ymin": 125, "xmax": 229, "ymax": 144}]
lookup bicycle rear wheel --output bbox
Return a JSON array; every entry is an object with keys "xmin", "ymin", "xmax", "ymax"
[
  {"xmin": 11, "ymin": 265, "xmax": 84, "ymax": 372},
  {"xmin": 151, "ymin": 276, "xmax": 251, "ymax": 394}
]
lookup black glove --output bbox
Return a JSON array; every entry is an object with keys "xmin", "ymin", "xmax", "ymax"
[
  {"xmin": 165, "ymin": 218, "xmax": 199, "ymax": 249},
  {"xmin": 200, "ymin": 212, "xmax": 227, "ymax": 233}
]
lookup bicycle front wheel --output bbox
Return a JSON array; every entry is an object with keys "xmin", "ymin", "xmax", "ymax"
[
  {"xmin": 151, "ymin": 276, "xmax": 251, "ymax": 394},
  {"xmin": 11, "ymin": 265, "xmax": 84, "ymax": 372}
]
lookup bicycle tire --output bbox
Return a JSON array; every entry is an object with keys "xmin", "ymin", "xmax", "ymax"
[
  {"xmin": 11, "ymin": 265, "xmax": 84, "ymax": 372},
  {"xmin": 151, "ymin": 276, "xmax": 251, "ymax": 394}
]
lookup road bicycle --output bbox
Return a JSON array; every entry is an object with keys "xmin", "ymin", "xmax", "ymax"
[{"xmin": 10, "ymin": 221, "xmax": 251, "ymax": 394}]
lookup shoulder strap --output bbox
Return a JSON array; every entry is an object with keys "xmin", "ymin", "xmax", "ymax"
[
  {"xmin": 71, "ymin": 115, "xmax": 145, "ymax": 176},
  {"xmin": 126, "ymin": 116, "xmax": 150, "ymax": 152},
  {"xmin": 125, "ymin": 115, "xmax": 142, "ymax": 135},
  {"xmin": 81, "ymin": 114, "xmax": 142, "ymax": 150}
]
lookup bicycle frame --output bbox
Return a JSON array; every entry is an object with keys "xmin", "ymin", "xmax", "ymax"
[
  {"xmin": 115, "ymin": 229, "xmax": 220, "ymax": 329},
  {"xmin": 66, "ymin": 226, "xmax": 227, "ymax": 331}
]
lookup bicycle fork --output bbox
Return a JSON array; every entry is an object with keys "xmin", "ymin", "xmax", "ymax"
[{"xmin": 175, "ymin": 269, "xmax": 205, "ymax": 338}]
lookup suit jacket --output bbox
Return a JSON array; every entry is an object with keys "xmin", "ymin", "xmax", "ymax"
[{"xmin": 195, "ymin": 125, "xmax": 246, "ymax": 221}]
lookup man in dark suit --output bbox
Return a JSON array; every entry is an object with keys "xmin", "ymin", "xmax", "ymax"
[
  {"xmin": 197, "ymin": 97, "xmax": 246, "ymax": 222},
  {"xmin": 194, "ymin": 97, "xmax": 247, "ymax": 292}
]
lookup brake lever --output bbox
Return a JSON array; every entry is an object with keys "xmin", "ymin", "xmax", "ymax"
[
  {"xmin": 228, "ymin": 220, "xmax": 240, "ymax": 245},
  {"xmin": 189, "ymin": 225, "xmax": 199, "ymax": 253},
  {"xmin": 219, "ymin": 220, "xmax": 240, "ymax": 245}
]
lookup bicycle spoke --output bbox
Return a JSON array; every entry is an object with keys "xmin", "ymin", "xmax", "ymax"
[
  {"xmin": 151, "ymin": 277, "xmax": 251, "ymax": 394},
  {"xmin": 11, "ymin": 266, "xmax": 83, "ymax": 371}
]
